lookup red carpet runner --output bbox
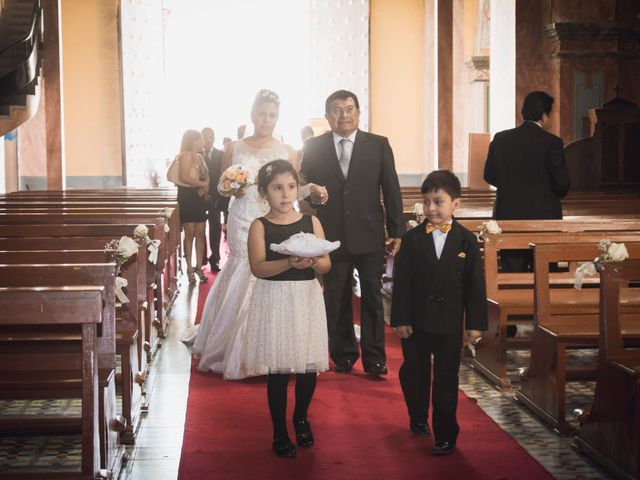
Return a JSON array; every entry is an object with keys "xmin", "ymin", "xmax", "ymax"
[{"xmin": 179, "ymin": 270, "xmax": 552, "ymax": 480}]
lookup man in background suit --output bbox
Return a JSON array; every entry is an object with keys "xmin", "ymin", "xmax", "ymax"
[
  {"xmin": 301, "ymin": 90, "xmax": 405, "ymax": 376},
  {"xmin": 483, "ymin": 91, "xmax": 571, "ymax": 272},
  {"xmin": 201, "ymin": 127, "xmax": 229, "ymax": 272}
]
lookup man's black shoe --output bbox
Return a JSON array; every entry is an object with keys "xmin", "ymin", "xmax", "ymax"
[
  {"xmin": 431, "ymin": 440, "xmax": 456, "ymax": 456},
  {"xmin": 409, "ymin": 421, "xmax": 431, "ymax": 436},
  {"xmin": 334, "ymin": 359, "xmax": 354, "ymax": 373},
  {"xmin": 364, "ymin": 363, "xmax": 388, "ymax": 376}
]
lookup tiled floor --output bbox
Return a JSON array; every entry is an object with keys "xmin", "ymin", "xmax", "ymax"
[{"xmin": 116, "ymin": 281, "xmax": 617, "ymax": 480}]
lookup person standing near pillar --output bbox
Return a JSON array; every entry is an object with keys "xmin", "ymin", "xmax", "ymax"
[
  {"xmin": 201, "ymin": 127, "xmax": 229, "ymax": 272},
  {"xmin": 300, "ymin": 90, "xmax": 405, "ymax": 376}
]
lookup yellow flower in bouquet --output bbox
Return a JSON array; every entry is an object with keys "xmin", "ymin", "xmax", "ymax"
[{"xmin": 217, "ymin": 164, "xmax": 256, "ymax": 197}]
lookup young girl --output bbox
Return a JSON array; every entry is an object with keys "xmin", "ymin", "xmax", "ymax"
[{"xmin": 243, "ymin": 159, "xmax": 330, "ymax": 458}]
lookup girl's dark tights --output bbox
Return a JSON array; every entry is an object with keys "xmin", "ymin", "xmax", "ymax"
[{"xmin": 267, "ymin": 372, "xmax": 317, "ymax": 439}]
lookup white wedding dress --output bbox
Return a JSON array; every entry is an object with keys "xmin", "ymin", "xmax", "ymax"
[{"xmin": 181, "ymin": 140, "xmax": 289, "ymax": 379}]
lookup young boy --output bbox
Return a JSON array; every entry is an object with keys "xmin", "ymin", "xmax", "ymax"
[{"xmin": 391, "ymin": 170, "xmax": 487, "ymax": 456}]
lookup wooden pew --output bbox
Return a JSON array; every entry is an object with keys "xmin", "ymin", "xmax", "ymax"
[
  {"xmin": 0, "ymin": 223, "xmax": 165, "ymax": 359},
  {"xmin": 574, "ymin": 260, "xmax": 640, "ymax": 480},
  {"xmin": 473, "ymin": 229, "xmax": 640, "ymax": 388},
  {"xmin": 515, "ymin": 243, "xmax": 640, "ymax": 433},
  {"xmin": 0, "ymin": 285, "xmax": 113, "ymax": 479},
  {"xmin": 0, "ymin": 255, "xmax": 144, "ymax": 447}
]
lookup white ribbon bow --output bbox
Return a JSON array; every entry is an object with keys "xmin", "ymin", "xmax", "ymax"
[
  {"xmin": 574, "ymin": 261, "xmax": 597, "ymax": 289},
  {"xmin": 115, "ymin": 276, "xmax": 129, "ymax": 304},
  {"xmin": 147, "ymin": 239, "xmax": 161, "ymax": 265}
]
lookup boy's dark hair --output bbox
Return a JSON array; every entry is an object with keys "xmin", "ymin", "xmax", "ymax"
[
  {"xmin": 421, "ymin": 170, "xmax": 461, "ymax": 199},
  {"xmin": 521, "ymin": 91, "xmax": 554, "ymax": 121},
  {"xmin": 257, "ymin": 159, "xmax": 299, "ymax": 192},
  {"xmin": 325, "ymin": 90, "xmax": 360, "ymax": 113}
]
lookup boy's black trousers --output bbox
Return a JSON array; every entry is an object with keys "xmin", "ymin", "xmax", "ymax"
[{"xmin": 398, "ymin": 330, "xmax": 462, "ymax": 443}]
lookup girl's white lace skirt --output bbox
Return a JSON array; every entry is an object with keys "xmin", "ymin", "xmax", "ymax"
[{"xmin": 242, "ymin": 278, "xmax": 329, "ymax": 376}]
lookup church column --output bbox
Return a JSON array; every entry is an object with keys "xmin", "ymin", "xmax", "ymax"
[
  {"xmin": 43, "ymin": 0, "xmax": 65, "ymax": 190},
  {"xmin": 437, "ymin": 0, "xmax": 453, "ymax": 170}
]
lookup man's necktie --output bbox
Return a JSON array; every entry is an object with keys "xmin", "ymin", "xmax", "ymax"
[
  {"xmin": 339, "ymin": 138, "xmax": 352, "ymax": 178},
  {"xmin": 426, "ymin": 223, "xmax": 452, "ymax": 234},
  {"xmin": 204, "ymin": 149, "xmax": 211, "ymax": 162}
]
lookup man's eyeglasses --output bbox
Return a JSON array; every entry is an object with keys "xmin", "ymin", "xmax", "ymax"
[{"xmin": 329, "ymin": 106, "xmax": 358, "ymax": 117}]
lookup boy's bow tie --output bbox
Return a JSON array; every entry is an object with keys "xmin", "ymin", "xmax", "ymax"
[{"xmin": 426, "ymin": 223, "xmax": 452, "ymax": 234}]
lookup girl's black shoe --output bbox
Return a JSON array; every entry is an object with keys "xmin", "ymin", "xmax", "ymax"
[
  {"xmin": 272, "ymin": 436, "xmax": 296, "ymax": 458},
  {"xmin": 293, "ymin": 418, "xmax": 314, "ymax": 448}
]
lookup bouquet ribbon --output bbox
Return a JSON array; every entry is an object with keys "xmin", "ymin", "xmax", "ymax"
[{"xmin": 115, "ymin": 276, "xmax": 129, "ymax": 304}]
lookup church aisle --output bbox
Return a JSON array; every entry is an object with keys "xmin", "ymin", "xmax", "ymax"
[
  {"xmin": 118, "ymin": 276, "xmax": 199, "ymax": 480},
  {"xmin": 118, "ymin": 268, "xmax": 615, "ymax": 480}
]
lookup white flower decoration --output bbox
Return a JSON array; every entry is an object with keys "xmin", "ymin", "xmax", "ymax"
[
  {"xmin": 133, "ymin": 224, "xmax": 149, "ymax": 240},
  {"xmin": 118, "ymin": 236, "xmax": 139, "ymax": 258},
  {"xmin": 574, "ymin": 240, "xmax": 630, "ymax": 288}
]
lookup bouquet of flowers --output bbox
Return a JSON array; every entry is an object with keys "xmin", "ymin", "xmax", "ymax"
[
  {"xmin": 217, "ymin": 164, "xmax": 257, "ymax": 197},
  {"xmin": 476, "ymin": 220, "xmax": 502, "ymax": 243},
  {"xmin": 574, "ymin": 239, "xmax": 629, "ymax": 289}
]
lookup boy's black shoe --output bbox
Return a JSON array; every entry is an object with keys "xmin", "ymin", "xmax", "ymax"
[
  {"xmin": 293, "ymin": 418, "xmax": 314, "ymax": 447},
  {"xmin": 431, "ymin": 440, "xmax": 456, "ymax": 456},
  {"xmin": 409, "ymin": 421, "xmax": 431, "ymax": 436},
  {"xmin": 364, "ymin": 363, "xmax": 388, "ymax": 375},
  {"xmin": 272, "ymin": 436, "xmax": 296, "ymax": 458}
]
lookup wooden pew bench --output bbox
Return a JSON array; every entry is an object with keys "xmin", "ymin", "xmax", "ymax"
[
  {"xmin": 0, "ymin": 256, "xmax": 145, "ymax": 447},
  {"xmin": 0, "ymin": 214, "xmax": 169, "ymax": 341},
  {"xmin": 515, "ymin": 243, "xmax": 640, "ymax": 434},
  {"xmin": 472, "ymin": 229, "xmax": 640, "ymax": 388},
  {"xmin": 0, "ymin": 223, "xmax": 165, "ymax": 359},
  {"xmin": 575, "ymin": 260, "xmax": 640, "ymax": 479},
  {"xmin": 0, "ymin": 284, "xmax": 119, "ymax": 479}
]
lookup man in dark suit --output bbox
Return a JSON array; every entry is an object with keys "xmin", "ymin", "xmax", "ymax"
[
  {"xmin": 201, "ymin": 127, "xmax": 229, "ymax": 272},
  {"xmin": 483, "ymin": 91, "xmax": 571, "ymax": 272},
  {"xmin": 301, "ymin": 90, "xmax": 405, "ymax": 376}
]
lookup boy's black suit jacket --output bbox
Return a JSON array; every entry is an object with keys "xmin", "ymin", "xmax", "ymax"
[
  {"xmin": 300, "ymin": 130, "xmax": 404, "ymax": 255},
  {"xmin": 483, "ymin": 121, "xmax": 571, "ymax": 220},
  {"xmin": 390, "ymin": 218, "xmax": 487, "ymax": 334}
]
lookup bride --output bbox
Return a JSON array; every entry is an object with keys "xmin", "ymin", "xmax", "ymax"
[{"xmin": 182, "ymin": 89, "xmax": 327, "ymax": 379}]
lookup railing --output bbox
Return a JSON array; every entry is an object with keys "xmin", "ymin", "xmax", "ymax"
[{"xmin": 0, "ymin": 0, "xmax": 41, "ymax": 78}]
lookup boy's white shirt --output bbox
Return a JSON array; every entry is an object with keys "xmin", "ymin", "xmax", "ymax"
[{"xmin": 432, "ymin": 220, "xmax": 453, "ymax": 259}]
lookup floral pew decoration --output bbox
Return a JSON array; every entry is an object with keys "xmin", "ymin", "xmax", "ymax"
[
  {"xmin": 408, "ymin": 202, "xmax": 425, "ymax": 229},
  {"xmin": 162, "ymin": 207, "xmax": 174, "ymax": 233},
  {"xmin": 104, "ymin": 235, "xmax": 139, "ymax": 304},
  {"xmin": 574, "ymin": 239, "xmax": 629, "ymax": 289},
  {"xmin": 476, "ymin": 220, "xmax": 502, "ymax": 243},
  {"xmin": 134, "ymin": 224, "xmax": 162, "ymax": 265}
]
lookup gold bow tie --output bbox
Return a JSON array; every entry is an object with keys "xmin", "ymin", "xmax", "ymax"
[{"xmin": 426, "ymin": 223, "xmax": 452, "ymax": 234}]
